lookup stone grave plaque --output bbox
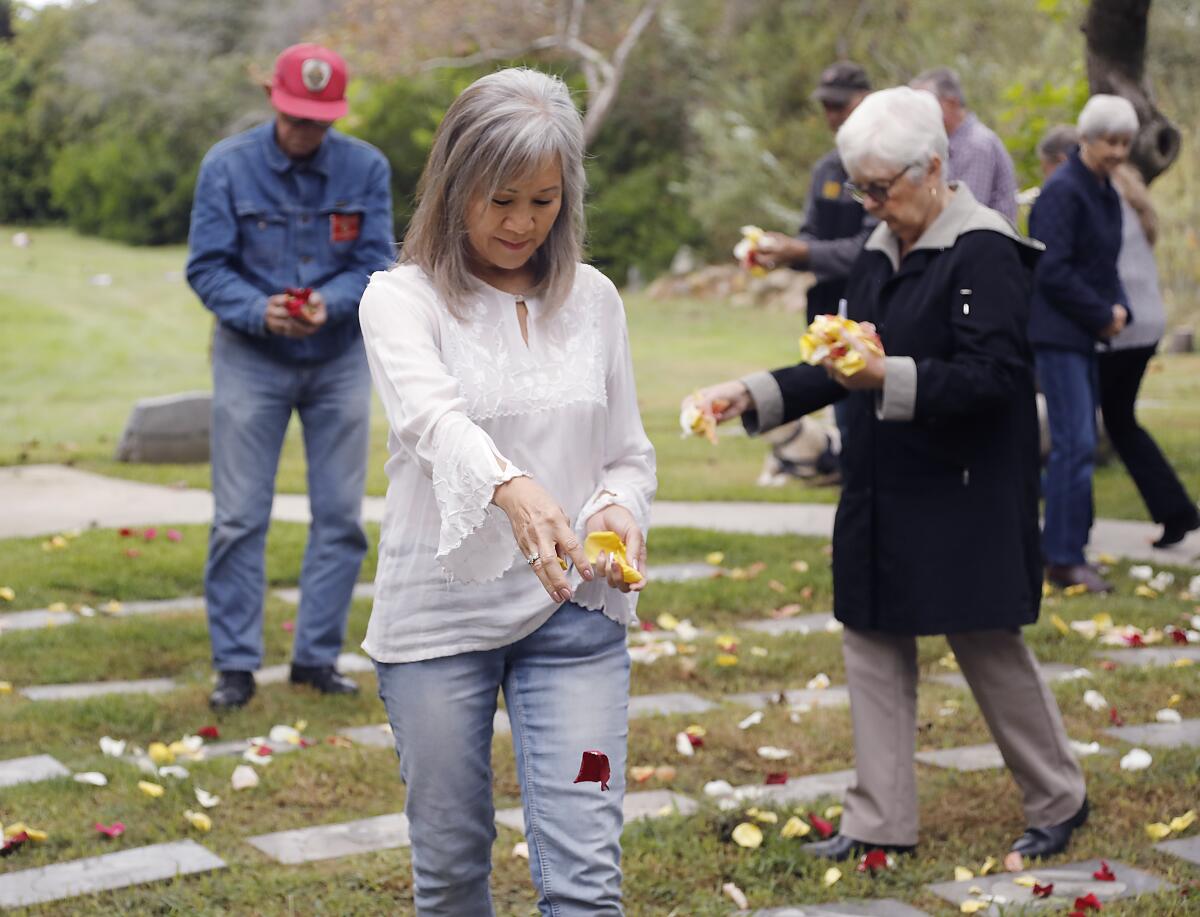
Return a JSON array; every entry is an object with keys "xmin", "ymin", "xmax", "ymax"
[
  {"xmin": 21, "ymin": 677, "xmax": 176, "ymax": 702},
  {"xmin": 1098, "ymin": 647, "xmax": 1200, "ymax": 668},
  {"xmin": 629, "ymin": 692, "xmax": 716, "ymax": 717},
  {"xmin": 1104, "ymin": 718, "xmax": 1200, "ymax": 749},
  {"xmin": 747, "ymin": 901, "xmax": 930, "ymax": 916},
  {"xmin": 927, "ymin": 859, "xmax": 1170, "ymax": 912},
  {"xmin": 248, "ymin": 813, "xmax": 410, "ymax": 864},
  {"xmin": 115, "ymin": 391, "xmax": 211, "ymax": 464},
  {"xmin": 496, "ymin": 790, "xmax": 697, "ymax": 834},
  {"xmin": 728, "ymin": 687, "xmax": 849, "ymax": 710},
  {"xmin": 741, "ymin": 613, "xmax": 835, "ymax": 636},
  {"xmin": 337, "ymin": 724, "xmax": 395, "ymax": 748},
  {"xmin": 0, "ymin": 754, "xmax": 71, "ymax": 788},
  {"xmin": 732, "ymin": 769, "xmax": 857, "ymax": 806},
  {"xmin": 1156, "ymin": 835, "xmax": 1200, "ymax": 867}
]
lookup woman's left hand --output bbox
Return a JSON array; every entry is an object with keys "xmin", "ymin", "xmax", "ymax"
[
  {"xmin": 584, "ymin": 504, "xmax": 647, "ymax": 594},
  {"xmin": 823, "ymin": 323, "xmax": 886, "ymax": 391}
]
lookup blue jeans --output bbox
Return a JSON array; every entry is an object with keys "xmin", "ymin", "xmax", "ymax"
[
  {"xmin": 375, "ymin": 603, "xmax": 630, "ymax": 916},
  {"xmin": 205, "ymin": 324, "xmax": 370, "ymax": 671},
  {"xmin": 1035, "ymin": 348, "xmax": 1098, "ymax": 566}
]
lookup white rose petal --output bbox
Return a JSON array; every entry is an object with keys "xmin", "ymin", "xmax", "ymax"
[
  {"xmin": 1083, "ymin": 690, "xmax": 1107, "ymax": 711},
  {"xmin": 73, "ymin": 771, "xmax": 108, "ymax": 786},
  {"xmin": 512, "ymin": 841, "xmax": 529, "ymax": 860},
  {"xmin": 723, "ymin": 882, "xmax": 749, "ymax": 910},
  {"xmin": 738, "ymin": 711, "xmax": 764, "ymax": 730},
  {"xmin": 806, "ymin": 672, "xmax": 831, "ymax": 690},
  {"xmin": 231, "ymin": 764, "xmax": 260, "ymax": 790},
  {"xmin": 824, "ymin": 618, "xmax": 844, "ymax": 633},
  {"xmin": 1119, "ymin": 748, "xmax": 1153, "ymax": 771},
  {"xmin": 99, "ymin": 736, "xmax": 126, "ymax": 757},
  {"xmin": 1069, "ymin": 740, "xmax": 1101, "ymax": 757},
  {"xmin": 704, "ymin": 779, "xmax": 735, "ymax": 798},
  {"xmin": 1148, "ymin": 571, "xmax": 1175, "ymax": 592},
  {"xmin": 1128, "ymin": 564, "xmax": 1153, "ymax": 581},
  {"xmin": 269, "ymin": 725, "xmax": 301, "ymax": 745},
  {"xmin": 1155, "ymin": 708, "xmax": 1183, "ymax": 724},
  {"xmin": 675, "ymin": 621, "xmax": 701, "ymax": 642},
  {"xmin": 158, "ymin": 765, "xmax": 190, "ymax": 780},
  {"xmin": 675, "ymin": 731, "xmax": 695, "ymax": 757},
  {"xmin": 756, "ymin": 745, "xmax": 792, "ymax": 760},
  {"xmin": 195, "ymin": 787, "xmax": 221, "ymax": 808}
]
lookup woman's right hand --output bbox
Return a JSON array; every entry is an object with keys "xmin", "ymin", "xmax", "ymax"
[
  {"xmin": 492, "ymin": 476, "xmax": 593, "ymax": 603},
  {"xmin": 685, "ymin": 380, "xmax": 755, "ymax": 424},
  {"xmin": 1099, "ymin": 303, "xmax": 1129, "ymax": 339}
]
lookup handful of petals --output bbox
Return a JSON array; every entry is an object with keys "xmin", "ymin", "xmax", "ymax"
[{"xmin": 800, "ymin": 314, "xmax": 883, "ymax": 377}]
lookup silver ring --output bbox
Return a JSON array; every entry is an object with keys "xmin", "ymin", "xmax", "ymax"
[{"xmin": 526, "ymin": 552, "xmax": 541, "ymax": 566}]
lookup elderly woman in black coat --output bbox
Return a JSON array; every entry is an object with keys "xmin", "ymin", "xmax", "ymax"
[{"xmin": 690, "ymin": 86, "xmax": 1087, "ymax": 865}]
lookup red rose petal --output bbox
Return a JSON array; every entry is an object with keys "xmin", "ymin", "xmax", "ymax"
[
  {"xmin": 166, "ymin": 529, "xmax": 182, "ymax": 543},
  {"xmin": 118, "ymin": 528, "xmax": 133, "ymax": 538},
  {"xmin": 95, "ymin": 821, "xmax": 125, "ymax": 838},
  {"xmin": 808, "ymin": 812, "xmax": 834, "ymax": 838},
  {"xmin": 143, "ymin": 527, "xmax": 158, "ymax": 541},
  {"xmin": 1033, "ymin": 882, "xmax": 1054, "ymax": 898},
  {"xmin": 686, "ymin": 734, "xmax": 704, "ymax": 749},
  {"xmin": 764, "ymin": 772, "xmax": 788, "ymax": 785},
  {"xmin": 197, "ymin": 725, "xmax": 220, "ymax": 739},
  {"xmin": 856, "ymin": 848, "xmax": 888, "ymax": 873},
  {"xmin": 1074, "ymin": 892, "xmax": 1102, "ymax": 910},
  {"xmin": 1109, "ymin": 707, "xmax": 1124, "ymax": 726},
  {"xmin": 282, "ymin": 620, "xmax": 295, "ymax": 633},
  {"xmin": 1100, "ymin": 660, "xmax": 1118, "ymax": 671},
  {"xmin": 573, "ymin": 750, "xmax": 611, "ymax": 791},
  {"xmin": 640, "ymin": 621, "xmax": 656, "ymax": 631},
  {"xmin": 1124, "ymin": 633, "xmax": 1145, "ymax": 647},
  {"xmin": 255, "ymin": 745, "xmax": 273, "ymax": 757},
  {"xmin": 124, "ymin": 548, "xmax": 141, "ymax": 558},
  {"xmin": 1170, "ymin": 629, "xmax": 1189, "ymax": 645},
  {"xmin": 1093, "ymin": 860, "xmax": 1116, "ymax": 881}
]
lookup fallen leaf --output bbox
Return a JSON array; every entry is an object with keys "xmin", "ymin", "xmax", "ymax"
[{"xmin": 732, "ymin": 822, "xmax": 763, "ymax": 848}]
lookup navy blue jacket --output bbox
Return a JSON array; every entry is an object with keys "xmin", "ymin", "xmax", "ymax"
[
  {"xmin": 1027, "ymin": 149, "xmax": 1128, "ymax": 352},
  {"xmin": 187, "ymin": 121, "xmax": 395, "ymax": 365}
]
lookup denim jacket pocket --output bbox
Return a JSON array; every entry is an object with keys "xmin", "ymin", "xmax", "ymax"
[{"xmin": 235, "ymin": 201, "xmax": 287, "ymax": 273}]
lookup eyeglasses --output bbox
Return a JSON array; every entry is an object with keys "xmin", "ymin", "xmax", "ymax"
[{"xmin": 844, "ymin": 164, "xmax": 917, "ymax": 205}]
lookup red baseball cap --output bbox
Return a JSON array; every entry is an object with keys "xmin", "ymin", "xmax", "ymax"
[{"xmin": 270, "ymin": 43, "xmax": 348, "ymax": 122}]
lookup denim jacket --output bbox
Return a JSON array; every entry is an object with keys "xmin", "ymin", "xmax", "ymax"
[{"xmin": 186, "ymin": 120, "xmax": 395, "ymax": 364}]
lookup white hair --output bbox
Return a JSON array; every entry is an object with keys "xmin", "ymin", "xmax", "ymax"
[
  {"xmin": 402, "ymin": 67, "xmax": 586, "ymax": 319},
  {"xmin": 836, "ymin": 86, "xmax": 949, "ymax": 180},
  {"xmin": 1077, "ymin": 94, "xmax": 1138, "ymax": 140}
]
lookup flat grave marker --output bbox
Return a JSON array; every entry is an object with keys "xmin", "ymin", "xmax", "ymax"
[{"xmin": 248, "ymin": 813, "xmax": 411, "ymax": 864}]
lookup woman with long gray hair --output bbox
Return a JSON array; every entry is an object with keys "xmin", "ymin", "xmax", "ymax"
[{"xmin": 358, "ymin": 68, "xmax": 656, "ymax": 914}]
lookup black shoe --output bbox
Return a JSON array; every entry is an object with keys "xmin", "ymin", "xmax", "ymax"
[
  {"xmin": 1153, "ymin": 509, "xmax": 1200, "ymax": 549},
  {"xmin": 209, "ymin": 671, "xmax": 255, "ymax": 710},
  {"xmin": 289, "ymin": 663, "xmax": 360, "ymax": 695},
  {"xmin": 1045, "ymin": 563, "xmax": 1113, "ymax": 594},
  {"xmin": 1010, "ymin": 797, "xmax": 1089, "ymax": 859},
  {"xmin": 803, "ymin": 833, "xmax": 916, "ymax": 862}
]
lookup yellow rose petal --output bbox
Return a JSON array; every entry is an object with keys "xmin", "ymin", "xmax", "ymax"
[
  {"xmin": 3, "ymin": 823, "xmax": 29, "ymax": 839},
  {"xmin": 716, "ymin": 654, "xmax": 739, "ymax": 667},
  {"xmin": 1169, "ymin": 810, "xmax": 1197, "ymax": 833},
  {"xmin": 1050, "ymin": 613, "xmax": 1070, "ymax": 635},
  {"xmin": 1042, "ymin": 580, "xmax": 1054, "ymax": 598},
  {"xmin": 0, "ymin": 681, "xmax": 12, "ymax": 695},
  {"xmin": 823, "ymin": 866, "xmax": 842, "ymax": 887},
  {"xmin": 1145, "ymin": 822, "xmax": 1172, "ymax": 840},
  {"xmin": 184, "ymin": 810, "xmax": 212, "ymax": 832},
  {"xmin": 147, "ymin": 742, "xmax": 174, "ymax": 766},
  {"xmin": 1012, "ymin": 876, "xmax": 1038, "ymax": 887},
  {"xmin": 1168, "ymin": 694, "xmax": 1182, "ymax": 708},
  {"xmin": 685, "ymin": 724, "xmax": 707, "ymax": 738},
  {"xmin": 954, "ymin": 866, "xmax": 974, "ymax": 882},
  {"xmin": 980, "ymin": 856, "xmax": 997, "ymax": 875},
  {"xmin": 781, "ymin": 815, "xmax": 811, "ymax": 838},
  {"xmin": 824, "ymin": 805, "xmax": 843, "ymax": 819},
  {"xmin": 0, "ymin": 586, "xmax": 15, "ymax": 601},
  {"xmin": 138, "ymin": 780, "xmax": 165, "ymax": 798},
  {"xmin": 732, "ymin": 822, "xmax": 763, "ymax": 849},
  {"xmin": 1092, "ymin": 612, "xmax": 1114, "ymax": 630},
  {"xmin": 1173, "ymin": 658, "xmax": 1194, "ymax": 668},
  {"xmin": 1063, "ymin": 583, "xmax": 1089, "ymax": 597},
  {"xmin": 24, "ymin": 827, "xmax": 48, "ymax": 842},
  {"xmin": 655, "ymin": 613, "xmax": 680, "ymax": 631},
  {"xmin": 1134, "ymin": 584, "xmax": 1159, "ymax": 599},
  {"xmin": 960, "ymin": 902, "xmax": 988, "ymax": 915},
  {"xmin": 705, "ymin": 552, "xmax": 725, "ymax": 566},
  {"xmin": 753, "ymin": 810, "xmax": 778, "ymax": 824}
]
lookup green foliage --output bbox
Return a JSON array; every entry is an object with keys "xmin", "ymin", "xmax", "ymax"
[{"xmin": 996, "ymin": 70, "xmax": 1090, "ymax": 188}]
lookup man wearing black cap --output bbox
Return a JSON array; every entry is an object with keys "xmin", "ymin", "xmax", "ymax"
[
  {"xmin": 757, "ymin": 61, "xmax": 877, "ymax": 323},
  {"xmin": 187, "ymin": 44, "xmax": 394, "ymax": 710}
]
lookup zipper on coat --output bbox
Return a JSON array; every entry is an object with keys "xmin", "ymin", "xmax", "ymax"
[{"xmin": 962, "ymin": 468, "xmax": 970, "ymax": 487}]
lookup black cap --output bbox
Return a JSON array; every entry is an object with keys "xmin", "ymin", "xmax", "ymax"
[{"xmin": 813, "ymin": 61, "xmax": 871, "ymax": 105}]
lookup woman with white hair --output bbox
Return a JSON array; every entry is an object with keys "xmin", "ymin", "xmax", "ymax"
[
  {"xmin": 358, "ymin": 67, "xmax": 656, "ymax": 914},
  {"xmin": 1028, "ymin": 94, "xmax": 1137, "ymax": 592},
  {"xmin": 688, "ymin": 86, "xmax": 1087, "ymax": 865}
]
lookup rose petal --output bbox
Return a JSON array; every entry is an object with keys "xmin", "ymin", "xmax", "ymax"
[
  {"xmin": 73, "ymin": 771, "xmax": 108, "ymax": 786},
  {"xmin": 1093, "ymin": 860, "xmax": 1116, "ymax": 881},
  {"xmin": 231, "ymin": 764, "xmax": 259, "ymax": 790},
  {"xmin": 955, "ymin": 866, "xmax": 975, "ymax": 881},
  {"xmin": 137, "ymin": 780, "xmax": 164, "ymax": 798},
  {"xmin": 1120, "ymin": 748, "xmax": 1152, "ymax": 771},
  {"xmin": 1146, "ymin": 822, "xmax": 1173, "ymax": 840},
  {"xmin": 731, "ymin": 822, "xmax": 763, "ymax": 848},
  {"xmin": 756, "ymin": 745, "xmax": 792, "ymax": 760},
  {"xmin": 583, "ymin": 531, "xmax": 643, "ymax": 583},
  {"xmin": 674, "ymin": 732, "xmax": 694, "ymax": 757},
  {"xmin": 764, "ymin": 772, "xmax": 788, "ymax": 785},
  {"xmin": 1170, "ymin": 810, "xmax": 1197, "ymax": 833},
  {"xmin": 183, "ymin": 810, "xmax": 212, "ymax": 832},
  {"xmin": 512, "ymin": 841, "xmax": 529, "ymax": 859},
  {"xmin": 780, "ymin": 815, "xmax": 811, "ymax": 838},
  {"xmin": 197, "ymin": 726, "xmax": 220, "ymax": 740},
  {"xmin": 723, "ymin": 882, "xmax": 749, "ymax": 909},
  {"xmin": 823, "ymin": 866, "xmax": 842, "ymax": 887},
  {"xmin": 94, "ymin": 821, "xmax": 125, "ymax": 839},
  {"xmin": 1083, "ymin": 690, "xmax": 1107, "ymax": 711},
  {"xmin": 705, "ymin": 552, "xmax": 725, "ymax": 566},
  {"xmin": 808, "ymin": 812, "xmax": 834, "ymax": 838},
  {"xmin": 1156, "ymin": 708, "xmax": 1183, "ymax": 724},
  {"xmin": 1032, "ymin": 882, "xmax": 1054, "ymax": 898},
  {"xmin": 195, "ymin": 787, "xmax": 220, "ymax": 808},
  {"xmin": 630, "ymin": 765, "xmax": 656, "ymax": 783},
  {"xmin": 739, "ymin": 711, "xmax": 764, "ymax": 730},
  {"xmin": 573, "ymin": 750, "xmax": 610, "ymax": 791}
]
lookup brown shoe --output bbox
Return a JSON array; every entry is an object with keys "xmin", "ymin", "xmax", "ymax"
[{"xmin": 1046, "ymin": 563, "xmax": 1113, "ymax": 594}]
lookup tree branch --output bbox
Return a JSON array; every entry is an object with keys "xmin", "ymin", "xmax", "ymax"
[
  {"xmin": 417, "ymin": 33, "xmax": 561, "ymax": 73},
  {"xmin": 580, "ymin": 0, "xmax": 664, "ymax": 145}
]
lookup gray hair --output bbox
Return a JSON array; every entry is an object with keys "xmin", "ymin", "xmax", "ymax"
[
  {"xmin": 401, "ymin": 67, "xmax": 586, "ymax": 319},
  {"xmin": 910, "ymin": 67, "xmax": 964, "ymax": 104},
  {"xmin": 836, "ymin": 86, "xmax": 949, "ymax": 180},
  {"xmin": 1037, "ymin": 124, "xmax": 1079, "ymax": 162},
  {"xmin": 1077, "ymin": 94, "xmax": 1138, "ymax": 140}
]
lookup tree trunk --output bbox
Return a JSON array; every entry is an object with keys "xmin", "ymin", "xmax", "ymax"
[{"xmin": 1083, "ymin": 0, "xmax": 1180, "ymax": 184}]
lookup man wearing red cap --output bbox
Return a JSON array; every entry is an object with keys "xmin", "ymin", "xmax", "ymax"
[{"xmin": 187, "ymin": 43, "xmax": 394, "ymax": 710}]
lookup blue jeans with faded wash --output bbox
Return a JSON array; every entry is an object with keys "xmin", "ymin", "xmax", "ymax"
[
  {"xmin": 1035, "ymin": 347, "xmax": 1098, "ymax": 567},
  {"xmin": 374, "ymin": 602, "xmax": 630, "ymax": 916},
  {"xmin": 205, "ymin": 324, "xmax": 370, "ymax": 672}
]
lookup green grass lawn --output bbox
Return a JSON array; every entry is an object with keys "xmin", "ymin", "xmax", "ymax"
[
  {"xmin": 4, "ymin": 224, "xmax": 1198, "ymax": 517},
  {"xmin": 0, "ymin": 527, "xmax": 1198, "ymax": 913}
]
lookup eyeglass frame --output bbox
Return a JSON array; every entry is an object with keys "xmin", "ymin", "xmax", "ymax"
[{"xmin": 843, "ymin": 162, "xmax": 921, "ymax": 205}]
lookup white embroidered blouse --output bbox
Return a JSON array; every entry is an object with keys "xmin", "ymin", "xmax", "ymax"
[{"xmin": 357, "ymin": 262, "xmax": 657, "ymax": 664}]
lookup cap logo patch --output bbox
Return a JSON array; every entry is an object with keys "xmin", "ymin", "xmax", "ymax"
[{"xmin": 301, "ymin": 58, "xmax": 332, "ymax": 93}]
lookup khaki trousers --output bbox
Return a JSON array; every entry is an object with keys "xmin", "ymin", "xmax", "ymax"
[{"xmin": 838, "ymin": 627, "xmax": 1086, "ymax": 846}]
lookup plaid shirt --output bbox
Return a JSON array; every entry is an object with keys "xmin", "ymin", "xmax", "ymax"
[{"xmin": 947, "ymin": 113, "xmax": 1018, "ymax": 222}]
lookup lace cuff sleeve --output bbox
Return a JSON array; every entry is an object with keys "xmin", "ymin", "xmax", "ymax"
[{"xmin": 431, "ymin": 420, "xmax": 528, "ymax": 583}]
